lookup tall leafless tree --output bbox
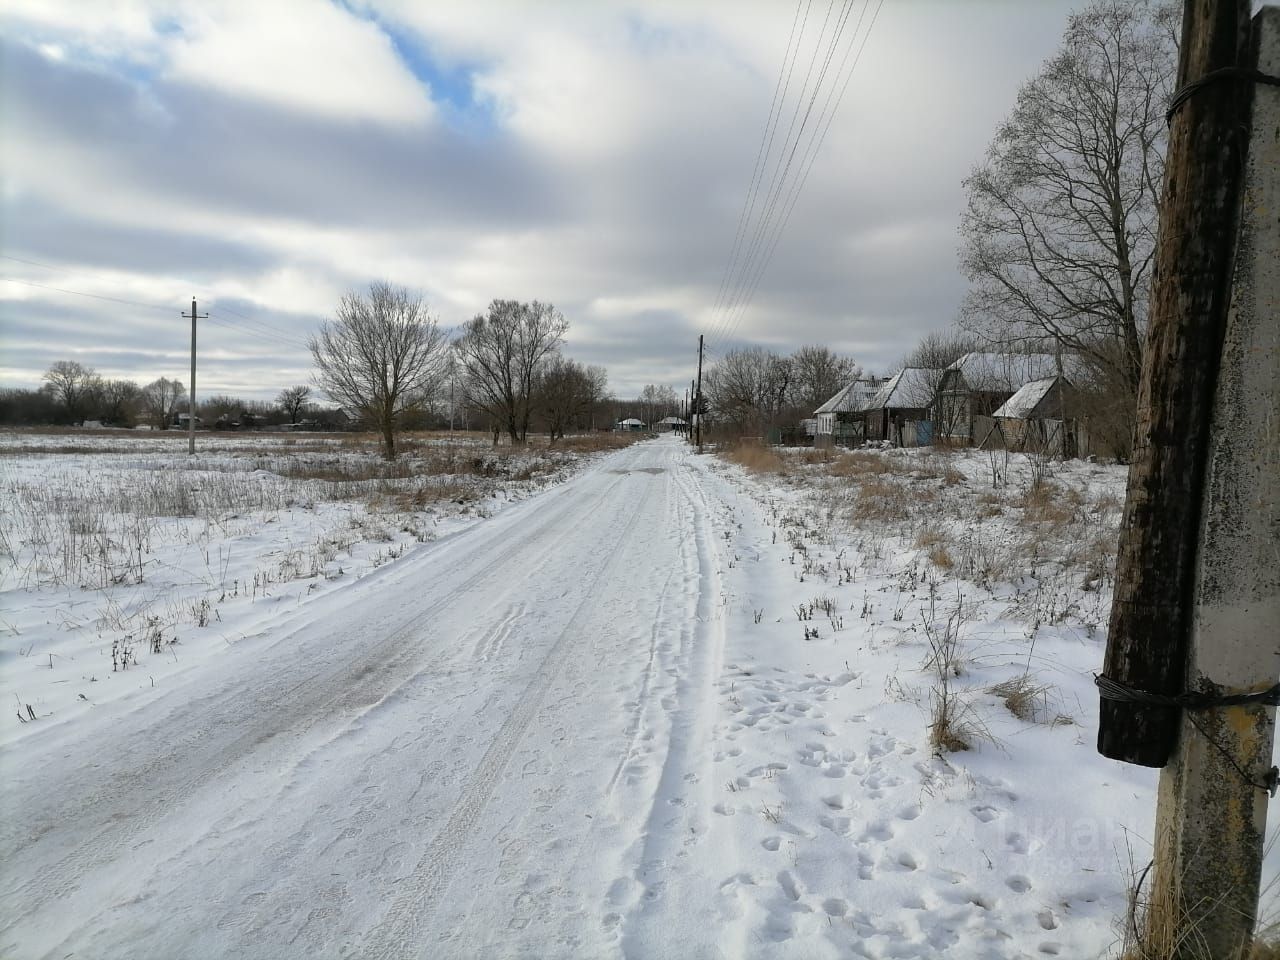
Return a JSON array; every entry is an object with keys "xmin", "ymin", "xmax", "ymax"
[
  {"xmin": 455, "ymin": 300, "xmax": 568, "ymax": 445},
  {"xmin": 276, "ymin": 385, "xmax": 312, "ymax": 424},
  {"xmin": 97, "ymin": 378, "xmax": 140, "ymax": 426},
  {"xmin": 958, "ymin": 0, "xmax": 1176, "ymax": 407},
  {"xmin": 704, "ymin": 347, "xmax": 796, "ymax": 436},
  {"xmin": 309, "ymin": 281, "xmax": 448, "ymax": 459},
  {"xmin": 790, "ymin": 345, "xmax": 861, "ymax": 413},
  {"xmin": 536, "ymin": 357, "xmax": 608, "ymax": 441},
  {"xmin": 42, "ymin": 360, "xmax": 99, "ymax": 423},
  {"xmin": 141, "ymin": 377, "xmax": 185, "ymax": 430}
]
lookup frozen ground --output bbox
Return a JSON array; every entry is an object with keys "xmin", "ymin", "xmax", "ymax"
[{"xmin": 1, "ymin": 434, "xmax": 1275, "ymax": 958}]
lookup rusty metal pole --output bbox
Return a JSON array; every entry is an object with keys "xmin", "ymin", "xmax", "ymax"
[{"xmin": 1146, "ymin": 10, "xmax": 1280, "ymax": 956}]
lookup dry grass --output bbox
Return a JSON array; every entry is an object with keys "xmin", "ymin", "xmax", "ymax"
[
  {"xmin": 988, "ymin": 674, "xmax": 1053, "ymax": 723},
  {"xmin": 927, "ymin": 684, "xmax": 993, "ymax": 755},
  {"xmin": 1120, "ymin": 849, "xmax": 1280, "ymax": 960},
  {"xmin": 724, "ymin": 442, "xmax": 787, "ymax": 474}
]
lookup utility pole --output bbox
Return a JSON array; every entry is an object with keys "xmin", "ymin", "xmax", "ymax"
[
  {"xmin": 181, "ymin": 298, "xmax": 207, "ymax": 455},
  {"xmin": 694, "ymin": 335, "xmax": 704, "ymax": 451},
  {"xmin": 1098, "ymin": 2, "xmax": 1279, "ymax": 955},
  {"xmin": 689, "ymin": 379, "xmax": 696, "ymax": 446}
]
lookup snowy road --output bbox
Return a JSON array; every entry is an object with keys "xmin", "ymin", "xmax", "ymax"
[{"xmin": 2, "ymin": 437, "xmax": 733, "ymax": 959}]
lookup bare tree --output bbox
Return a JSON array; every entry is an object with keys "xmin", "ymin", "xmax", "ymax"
[
  {"xmin": 637, "ymin": 384, "xmax": 679, "ymax": 425},
  {"xmin": 310, "ymin": 282, "xmax": 448, "ymax": 459},
  {"xmin": 790, "ymin": 345, "xmax": 860, "ymax": 413},
  {"xmin": 42, "ymin": 360, "xmax": 99, "ymax": 423},
  {"xmin": 141, "ymin": 377, "xmax": 186, "ymax": 430},
  {"xmin": 277, "ymin": 385, "xmax": 312, "ymax": 424},
  {"xmin": 537, "ymin": 357, "xmax": 608, "ymax": 441},
  {"xmin": 958, "ymin": 0, "xmax": 1176, "ymax": 405},
  {"xmin": 455, "ymin": 300, "xmax": 569, "ymax": 445},
  {"xmin": 97, "ymin": 378, "xmax": 140, "ymax": 426},
  {"xmin": 704, "ymin": 347, "xmax": 794, "ymax": 436}
]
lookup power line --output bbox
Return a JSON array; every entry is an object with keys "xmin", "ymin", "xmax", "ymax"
[
  {"xmin": 716, "ymin": 0, "xmax": 844, "ymax": 340},
  {"xmin": 3, "ymin": 263, "xmax": 310, "ymax": 351},
  {"xmin": 705, "ymin": 0, "xmax": 887, "ymax": 356},
  {"xmin": 3, "ymin": 277, "xmax": 174, "ymax": 313},
  {"xmin": 708, "ymin": 0, "xmax": 846, "ymax": 349},
  {"xmin": 718, "ymin": 0, "xmax": 855, "ymax": 329},
  {"xmin": 712, "ymin": 0, "xmax": 809, "ymax": 317},
  {"xmin": 716, "ymin": 0, "xmax": 885, "ymax": 351}
]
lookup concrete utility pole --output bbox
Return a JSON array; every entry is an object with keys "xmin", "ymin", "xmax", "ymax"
[
  {"xmin": 1098, "ymin": 2, "xmax": 1280, "ymax": 954},
  {"xmin": 1145, "ymin": 10, "xmax": 1280, "ymax": 956},
  {"xmin": 181, "ymin": 298, "xmax": 207, "ymax": 455},
  {"xmin": 695, "ymin": 335, "xmax": 704, "ymax": 452}
]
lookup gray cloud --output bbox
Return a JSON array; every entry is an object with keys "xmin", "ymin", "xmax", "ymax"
[{"xmin": 1, "ymin": 0, "xmax": 1080, "ymax": 404}]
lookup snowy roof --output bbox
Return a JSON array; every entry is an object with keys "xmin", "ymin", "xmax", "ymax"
[
  {"xmin": 618, "ymin": 418, "xmax": 646, "ymax": 426},
  {"xmin": 868, "ymin": 368, "xmax": 939, "ymax": 411},
  {"xmin": 944, "ymin": 352, "xmax": 1060, "ymax": 393},
  {"xmin": 657, "ymin": 416, "xmax": 688, "ymax": 425},
  {"xmin": 992, "ymin": 376, "xmax": 1075, "ymax": 419},
  {"xmin": 813, "ymin": 379, "xmax": 883, "ymax": 416}
]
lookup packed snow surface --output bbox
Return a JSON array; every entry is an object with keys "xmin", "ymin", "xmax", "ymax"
[{"xmin": 2, "ymin": 436, "xmax": 1275, "ymax": 958}]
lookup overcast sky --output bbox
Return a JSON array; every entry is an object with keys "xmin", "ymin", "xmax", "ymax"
[{"xmin": 1, "ymin": 0, "xmax": 1084, "ymax": 403}]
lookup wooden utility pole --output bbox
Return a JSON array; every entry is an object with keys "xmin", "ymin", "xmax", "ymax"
[
  {"xmin": 1146, "ymin": 11, "xmax": 1280, "ymax": 956},
  {"xmin": 1099, "ymin": 0, "xmax": 1254, "ymax": 767},
  {"xmin": 689, "ymin": 379, "xmax": 696, "ymax": 446},
  {"xmin": 181, "ymin": 298, "xmax": 207, "ymax": 455},
  {"xmin": 695, "ymin": 335, "xmax": 704, "ymax": 451},
  {"xmin": 1098, "ymin": 2, "xmax": 1280, "ymax": 955}
]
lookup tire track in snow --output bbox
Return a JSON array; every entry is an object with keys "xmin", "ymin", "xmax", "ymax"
[
  {"xmin": 364, "ymin": 475, "xmax": 659, "ymax": 960},
  {"xmin": 0, "ymin": 458, "xmax": 638, "ymax": 949},
  {"xmin": 619, "ymin": 450, "xmax": 735, "ymax": 960}
]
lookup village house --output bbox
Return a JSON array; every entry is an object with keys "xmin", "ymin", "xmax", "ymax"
[
  {"xmin": 812, "ymin": 378, "xmax": 884, "ymax": 446},
  {"xmin": 934, "ymin": 352, "xmax": 1060, "ymax": 445},
  {"xmin": 989, "ymin": 375, "xmax": 1081, "ymax": 457},
  {"xmin": 863, "ymin": 368, "xmax": 939, "ymax": 446}
]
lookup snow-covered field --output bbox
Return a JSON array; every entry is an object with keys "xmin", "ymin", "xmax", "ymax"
[
  {"xmin": 0, "ymin": 429, "xmax": 622, "ymax": 745},
  {"xmin": 1, "ymin": 432, "xmax": 1275, "ymax": 958}
]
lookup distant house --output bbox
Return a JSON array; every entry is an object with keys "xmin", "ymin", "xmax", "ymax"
[
  {"xmin": 654, "ymin": 416, "xmax": 688, "ymax": 433},
  {"xmin": 173, "ymin": 412, "xmax": 202, "ymax": 428},
  {"xmin": 935, "ymin": 352, "xmax": 1061, "ymax": 445},
  {"xmin": 989, "ymin": 375, "xmax": 1081, "ymax": 456},
  {"xmin": 864, "ymin": 368, "xmax": 939, "ymax": 446},
  {"xmin": 616, "ymin": 418, "xmax": 647, "ymax": 432},
  {"xmin": 813, "ymin": 378, "xmax": 885, "ymax": 446}
]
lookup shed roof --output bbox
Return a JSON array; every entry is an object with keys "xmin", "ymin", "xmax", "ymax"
[
  {"xmin": 813, "ymin": 378, "xmax": 883, "ymax": 416},
  {"xmin": 944, "ymin": 352, "xmax": 1060, "ymax": 393},
  {"xmin": 657, "ymin": 416, "xmax": 688, "ymax": 425},
  {"xmin": 992, "ymin": 376, "xmax": 1074, "ymax": 419},
  {"xmin": 868, "ymin": 367, "xmax": 939, "ymax": 410}
]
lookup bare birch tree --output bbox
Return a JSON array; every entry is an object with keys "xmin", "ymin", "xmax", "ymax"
[
  {"xmin": 958, "ymin": 0, "xmax": 1176, "ymax": 406},
  {"xmin": 455, "ymin": 300, "xmax": 568, "ymax": 445},
  {"xmin": 309, "ymin": 281, "xmax": 448, "ymax": 460}
]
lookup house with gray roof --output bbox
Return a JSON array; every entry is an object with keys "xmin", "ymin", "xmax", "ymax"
[
  {"xmin": 935, "ymin": 352, "xmax": 1061, "ymax": 444},
  {"xmin": 812, "ymin": 378, "xmax": 885, "ymax": 445},
  {"xmin": 864, "ymin": 368, "xmax": 940, "ymax": 445}
]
